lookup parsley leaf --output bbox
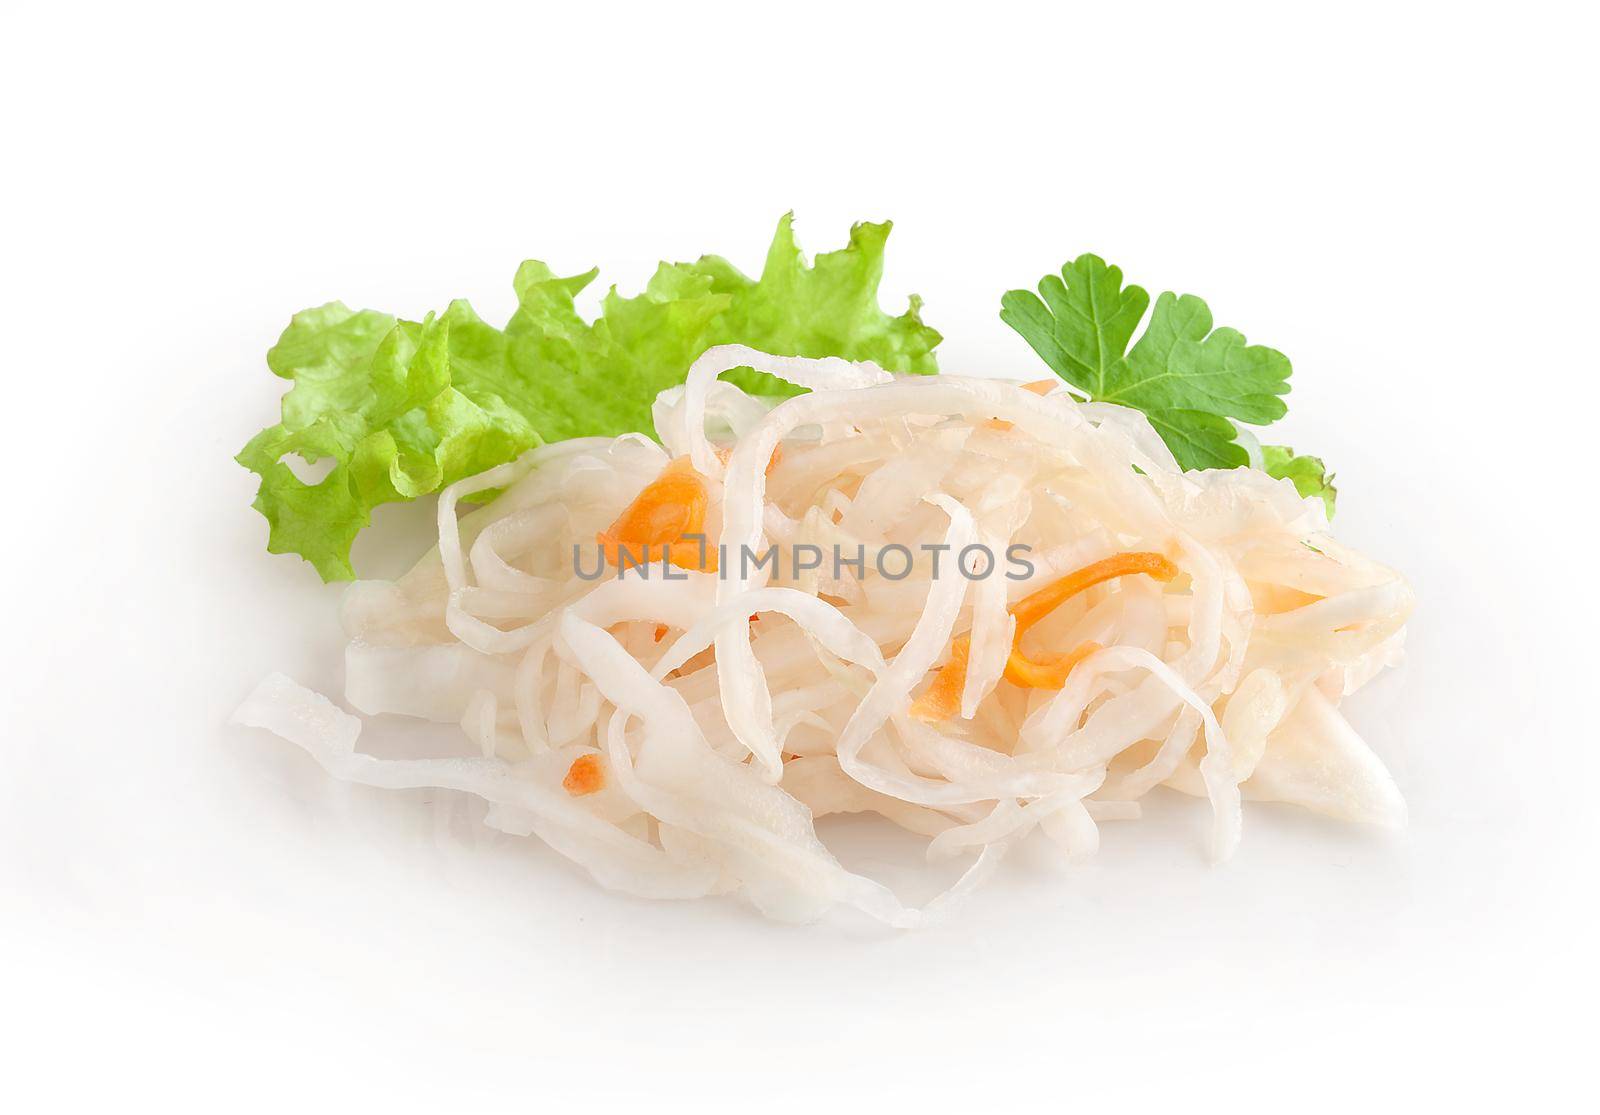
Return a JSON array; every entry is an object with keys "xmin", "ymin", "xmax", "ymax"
[
  {"xmin": 1263, "ymin": 445, "xmax": 1337, "ymax": 516},
  {"xmin": 1000, "ymin": 254, "xmax": 1292, "ymax": 470}
]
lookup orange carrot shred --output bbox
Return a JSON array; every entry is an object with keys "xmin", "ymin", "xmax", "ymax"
[
  {"xmin": 1009, "ymin": 552, "xmax": 1177, "ymax": 633},
  {"xmin": 909, "ymin": 636, "xmax": 971, "ymax": 721},
  {"xmin": 984, "ymin": 380, "xmax": 1059, "ymax": 431},
  {"xmin": 562, "ymin": 754, "xmax": 605, "ymax": 796},
  {"xmin": 910, "ymin": 551, "xmax": 1178, "ymax": 721},
  {"xmin": 596, "ymin": 456, "xmax": 717, "ymax": 572},
  {"xmin": 1002, "ymin": 641, "xmax": 1103, "ymax": 690}
]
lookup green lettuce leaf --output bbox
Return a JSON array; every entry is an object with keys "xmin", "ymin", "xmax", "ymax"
[
  {"xmin": 691, "ymin": 214, "xmax": 940, "ymax": 396},
  {"xmin": 1263, "ymin": 444, "xmax": 1337, "ymax": 516},
  {"xmin": 240, "ymin": 216, "xmax": 940, "ymax": 580},
  {"xmin": 1000, "ymin": 254, "xmax": 1292, "ymax": 470}
]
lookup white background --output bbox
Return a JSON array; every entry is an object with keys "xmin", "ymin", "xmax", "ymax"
[{"xmin": 5, "ymin": 2, "xmax": 1596, "ymax": 1110}]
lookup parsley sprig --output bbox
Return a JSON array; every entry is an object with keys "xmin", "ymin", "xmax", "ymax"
[{"xmin": 1001, "ymin": 254, "xmax": 1334, "ymax": 513}]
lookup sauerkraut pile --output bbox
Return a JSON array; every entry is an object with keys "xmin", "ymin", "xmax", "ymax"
[{"xmin": 236, "ymin": 344, "xmax": 1412, "ymax": 925}]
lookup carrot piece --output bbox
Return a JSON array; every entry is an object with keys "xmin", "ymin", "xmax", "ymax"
[
  {"xmin": 562, "ymin": 754, "xmax": 605, "ymax": 796},
  {"xmin": 1002, "ymin": 641, "xmax": 1103, "ymax": 689},
  {"xmin": 984, "ymin": 379, "xmax": 1059, "ymax": 431},
  {"xmin": 909, "ymin": 636, "xmax": 971, "ymax": 721},
  {"xmin": 909, "ymin": 551, "xmax": 1178, "ymax": 721},
  {"xmin": 1009, "ymin": 552, "xmax": 1178, "ymax": 634},
  {"xmin": 596, "ymin": 457, "xmax": 717, "ymax": 572}
]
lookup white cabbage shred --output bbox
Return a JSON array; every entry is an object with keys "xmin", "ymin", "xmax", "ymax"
[{"xmin": 234, "ymin": 346, "xmax": 1413, "ymax": 925}]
